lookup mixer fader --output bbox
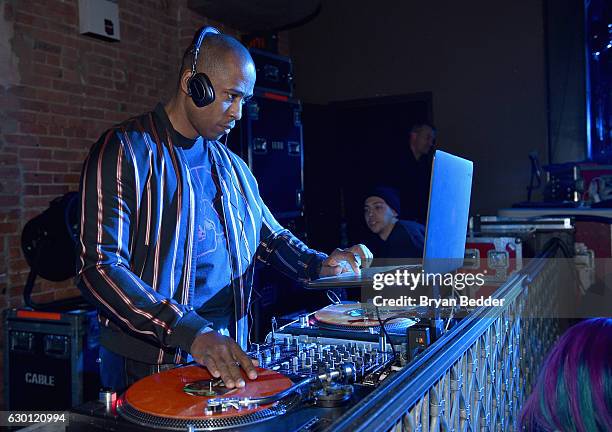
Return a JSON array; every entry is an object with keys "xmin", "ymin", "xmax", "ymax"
[{"xmin": 250, "ymin": 334, "xmax": 392, "ymax": 384}]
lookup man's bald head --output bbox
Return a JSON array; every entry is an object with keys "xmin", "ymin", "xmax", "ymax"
[
  {"xmin": 179, "ymin": 31, "xmax": 254, "ymax": 85},
  {"xmin": 169, "ymin": 28, "xmax": 256, "ymax": 141}
]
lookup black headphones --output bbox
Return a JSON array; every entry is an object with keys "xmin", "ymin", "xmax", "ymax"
[{"xmin": 187, "ymin": 26, "xmax": 221, "ymax": 108}]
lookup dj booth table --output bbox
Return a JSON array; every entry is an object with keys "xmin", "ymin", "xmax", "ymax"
[{"xmin": 61, "ymin": 238, "xmax": 572, "ymax": 432}]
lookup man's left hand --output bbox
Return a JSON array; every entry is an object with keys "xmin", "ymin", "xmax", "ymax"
[{"xmin": 319, "ymin": 244, "xmax": 373, "ymax": 277}]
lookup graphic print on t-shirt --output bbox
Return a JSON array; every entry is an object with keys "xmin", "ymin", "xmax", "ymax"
[
  {"xmin": 189, "ymin": 160, "xmax": 229, "ymax": 260},
  {"xmin": 190, "ymin": 160, "xmax": 225, "ymax": 258}
]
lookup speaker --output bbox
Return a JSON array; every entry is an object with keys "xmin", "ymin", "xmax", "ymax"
[{"xmin": 229, "ymin": 92, "xmax": 304, "ymax": 219}]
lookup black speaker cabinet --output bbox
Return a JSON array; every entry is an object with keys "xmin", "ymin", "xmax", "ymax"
[
  {"xmin": 229, "ymin": 92, "xmax": 304, "ymax": 220},
  {"xmin": 249, "ymin": 49, "xmax": 293, "ymax": 96}
]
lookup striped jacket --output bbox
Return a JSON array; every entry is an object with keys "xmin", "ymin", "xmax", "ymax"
[{"xmin": 77, "ymin": 104, "xmax": 327, "ymax": 364}]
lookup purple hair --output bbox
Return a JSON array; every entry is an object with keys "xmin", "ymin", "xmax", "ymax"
[{"xmin": 519, "ymin": 318, "xmax": 612, "ymax": 431}]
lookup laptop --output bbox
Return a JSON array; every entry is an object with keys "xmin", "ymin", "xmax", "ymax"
[{"xmin": 303, "ymin": 150, "xmax": 473, "ymax": 289}]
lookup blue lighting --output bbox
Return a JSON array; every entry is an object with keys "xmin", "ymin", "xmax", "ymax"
[{"xmin": 586, "ymin": 0, "xmax": 612, "ymax": 162}]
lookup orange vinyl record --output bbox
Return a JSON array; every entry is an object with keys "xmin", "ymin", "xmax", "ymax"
[
  {"xmin": 313, "ymin": 303, "xmax": 417, "ymax": 329},
  {"xmin": 118, "ymin": 365, "xmax": 296, "ymax": 429}
]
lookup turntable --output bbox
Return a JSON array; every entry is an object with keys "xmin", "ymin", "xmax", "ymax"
[
  {"xmin": 117, "ymin": 365, "xmax": 299, "ymax": 430},
  {"xmin": 277, "ymin": 302, "xmax": 424, "ymax": 344},
  {"xmin": 68, "ymin": 360, "xmax": 363, "ymax": 432},
  {"xmin": 312, "ymin": 303, "xmax": 417, "ymax": 332}
]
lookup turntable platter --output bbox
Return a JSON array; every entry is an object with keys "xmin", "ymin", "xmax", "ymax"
[
  {"xmin": 118, "ymin": 365, "xmax": 297, "ymax": 430},
  {"xmin": 313, "ymin": 303, "xmax": 417, "ymax": 331}
]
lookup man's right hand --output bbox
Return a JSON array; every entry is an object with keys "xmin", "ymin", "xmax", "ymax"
[{"xmin": 190, "ymin": 331, "xmax": 258, "ymax": 389}]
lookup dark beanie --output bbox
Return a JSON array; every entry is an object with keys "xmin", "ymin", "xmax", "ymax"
[{"xmin": 366, "ymin": 186, "xmax": 401, "ymax": 215}]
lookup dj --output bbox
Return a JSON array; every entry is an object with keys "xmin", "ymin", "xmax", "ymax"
[{"xmin": 77, "ymin": 27, "xmax": 372, "ymax": 392}]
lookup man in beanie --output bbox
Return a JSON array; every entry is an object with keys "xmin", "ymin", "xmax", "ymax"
[{"xmin": 363, "ymin": 187, "xmax": 425, "ymax": 261}]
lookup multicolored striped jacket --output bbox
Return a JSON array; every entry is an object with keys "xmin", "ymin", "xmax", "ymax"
[{"xmin": 77, "ymin": 104, "xmax": 327, "ymax": 364}]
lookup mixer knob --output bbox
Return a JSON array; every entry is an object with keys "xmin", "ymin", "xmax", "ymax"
[
  {"xmin": 308, "ymin": 348, "xmax": 315, "ymax": 358},
  {"xmin": 284, "ymin": 337, "xmax": 291, "ymax": 348},
  {"xmin": 281, "ymin": 361, "xmax": 290, "ymax": 370},
  {"xmin": 273, "ymin": 345, "xmax": 281, "ymax": 360}
]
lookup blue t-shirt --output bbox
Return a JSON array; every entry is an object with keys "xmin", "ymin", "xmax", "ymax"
[{"xmin": 181, "ymin": 137, "xmax": 233, "ymax": 331}]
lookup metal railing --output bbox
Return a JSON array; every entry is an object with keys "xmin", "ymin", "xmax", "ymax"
[{"xmin": 329, "ymin": 243, "xmax": 568, "ymax": 432}]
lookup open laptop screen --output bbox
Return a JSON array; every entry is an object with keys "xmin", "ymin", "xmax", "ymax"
[{"xmin": 422, "ymin": 150, "xmax": 473, "ymax": 274}]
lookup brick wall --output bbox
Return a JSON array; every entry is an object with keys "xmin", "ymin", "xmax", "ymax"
[{"xmin": 0, "ymin": 0, "xmax": 289, "ymax": 409}]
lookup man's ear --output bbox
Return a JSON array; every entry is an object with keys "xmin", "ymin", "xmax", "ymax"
[{"xmin": 179, "ymin": 69, "xmax": 192, "ymax": 96}]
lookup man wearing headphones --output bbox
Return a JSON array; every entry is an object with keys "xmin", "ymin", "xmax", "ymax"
[{"xmin": 77, "ymin": 27, "xmax": 372, "ymax": 391}]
